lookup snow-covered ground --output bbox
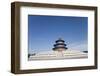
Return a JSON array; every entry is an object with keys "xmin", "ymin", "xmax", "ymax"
[{"xmin": 28, "ymin": 50, "xmax": 88, "ymax": 61}]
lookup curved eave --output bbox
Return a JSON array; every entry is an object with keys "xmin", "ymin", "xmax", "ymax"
[
  {"xmin": 56, "ymin": 40, "xmax": 65, "ymax": 43},
  {"xmin": 54, "ymin": 43, "xmax": 66, "ymax": 46},
  {"xmin": 53, "ymin": 47, "xmax": 68, "ymax": 51}
]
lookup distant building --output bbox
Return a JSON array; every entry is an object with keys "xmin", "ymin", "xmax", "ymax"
[
  {"xmin": 28, "ymin": 38, "xmax": 88, "ymax": 60},
  {"xmin": 83, "ymin": 51, "xmax": 88, "ymax": 53},
  {"xmin": 53, "ymin": 38, "xmax": 68, "ymax": 51}
]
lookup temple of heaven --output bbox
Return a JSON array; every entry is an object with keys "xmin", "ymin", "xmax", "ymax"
[
  {"xmin": 53, "ymin": 38, "xmax": 68, "ymax": 51},
  {"xmin": 28, "ymin": 38, "xmax": 88, "ymax": 60}
]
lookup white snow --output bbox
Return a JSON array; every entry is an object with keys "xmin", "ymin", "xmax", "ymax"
[{"xmin": 28, "ymin": 50, "xmax": 88, "ymax": 60}]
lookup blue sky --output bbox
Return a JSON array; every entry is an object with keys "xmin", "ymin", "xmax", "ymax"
[{"xmin": 28, "ymin": 15, "xmax": 88, "ymax": 54}]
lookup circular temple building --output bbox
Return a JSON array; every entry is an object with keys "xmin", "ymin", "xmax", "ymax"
[{"xmin": 52, "ymin": 38, "xmax": 68, "ymax": 51}]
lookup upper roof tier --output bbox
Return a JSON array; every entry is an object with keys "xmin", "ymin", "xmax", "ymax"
[{"xmin": 55, "ymin": 38, "xmax": 65, "ymax": 43}]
